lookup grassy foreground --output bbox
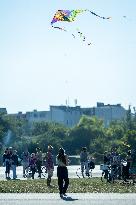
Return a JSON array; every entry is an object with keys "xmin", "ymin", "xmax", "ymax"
[{"xmin": 0, "ymin": 178, "xmax": 136, "ymax": 193}]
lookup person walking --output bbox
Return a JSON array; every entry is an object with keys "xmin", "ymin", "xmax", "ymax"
[
  {"xmin": 56, "ymin": 148, "xmax": 69, "ymax": 198},
  {"xmin": 45, "ymin": 145, "xmax": 54, "ymax": 187}
]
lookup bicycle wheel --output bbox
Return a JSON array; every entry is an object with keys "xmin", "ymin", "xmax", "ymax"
[
  {"xmin": 41, "ymin": 166, "xmax": 47, "ymax": 178},
  {"xmin": 24, "ymin": 166, "xmax": 32, "ymax": 178},
  {"xmin": 76, "ymin": 167, "xmax": 92, "ymax": 178},
  {"xmin": 101, "ymin": 170, "xmax": 110, "ymax": 182},
  {"xmin": 76, "ymin": 167, "xmax": 82, "ymax": 178}
]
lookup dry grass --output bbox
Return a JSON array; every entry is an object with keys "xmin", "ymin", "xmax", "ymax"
[{"xmin": 0, "ymin": 178, "xmax": 136, "ymax": 193}]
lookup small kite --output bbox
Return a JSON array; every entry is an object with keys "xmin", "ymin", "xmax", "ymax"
[{"xmin": 51, "ymin": 9, "xmax": 111, "ymax": 46}]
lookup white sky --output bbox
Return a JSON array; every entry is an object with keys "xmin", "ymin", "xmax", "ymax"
[{"xmin": 0, "ymin": 0, "xmax": 136, "ymax": 113}]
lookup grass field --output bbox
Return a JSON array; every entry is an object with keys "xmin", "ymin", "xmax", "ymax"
[{"xmin": 0, "ymin": 178, "xmax": 136, "ymax": 193}]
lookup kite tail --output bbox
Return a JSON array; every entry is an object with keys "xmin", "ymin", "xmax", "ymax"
[
  {"xmin": 52, "ymin": 25, "xmax": 76, "ymax": 40},
  {"xmin": 51, "ymin": 25, "xmax": 67, "ymax": 32},
  {"xmin": 76, "ymin": 29, "xmax": 92, "ymax": 46},
  {"xmin": 86, "ymin": 9, "xmax": 111, "ymax": 20}
]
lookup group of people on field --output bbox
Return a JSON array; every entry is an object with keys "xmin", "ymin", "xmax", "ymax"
[
  {"xmin": 2, "ymin": 145, "xmax": 69, "ymax": 197},
  {"xmin": 102, "ymin": 148, "xmax": 136, "ymax": 183},
  {"xmin": 2, "ymin": 145, "xmax": 136, "ymax": 197},
  {"xmin": 3, "ymin": 147, "xmax": 18, "ymax": 180}
]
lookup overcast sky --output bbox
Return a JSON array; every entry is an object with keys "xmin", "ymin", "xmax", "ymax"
[{"xmin": 0, "ymin": 0, "xmax": 136, "ymax": 113}]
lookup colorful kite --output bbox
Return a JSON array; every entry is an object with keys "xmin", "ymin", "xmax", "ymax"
[
  {"xmin": 51, "ymin": 9, "xmax": 85, "ymax": 24},
  {"xmin": 51, "ymin": 9, "xmax": 111, "ymax": 45}
]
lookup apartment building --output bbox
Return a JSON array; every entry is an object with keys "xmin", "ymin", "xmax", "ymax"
[
  {"xmin": 4, "ymin": 102, "xmax": 127, "ymax": 127},
  {"xmin": 50, "ymin": 105, "xmax": 81, "ymax": 127},
  {"xmin": 82, "ymin": 102, "xmax": 126, "ymax": 127}
]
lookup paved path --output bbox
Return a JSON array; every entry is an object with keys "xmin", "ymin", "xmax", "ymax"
[
  {"xmin": 0, "ymin": 193, "xmax": 136, "ymax": 205},
  {"xmin": 0, "ymin": 165, "xmax": 102, "ymax": 180}
]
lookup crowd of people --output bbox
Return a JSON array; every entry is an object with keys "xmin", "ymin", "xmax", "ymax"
[
  {"xmin": 2, "ymin": 145, "xmax": 69, "ymax": 197},
  {"xmin": 101, "ymin": 148, "xmax": 136, "ymax": 183},
  {"xmin": 2, "ymin": 145, "xmax": 136, "ymax": 196}
]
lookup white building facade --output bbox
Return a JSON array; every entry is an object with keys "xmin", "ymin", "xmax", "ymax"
[
  {"xmin": 82, "ymin": 102, "xmax": 126, "ymax": 127},
  {"xmin": 5, "ymin": 103, "xmax": 127, "ymax": 128},
  {"xmin": 50, "ymin": 106, "xmax": 81, "ymax": 127}
]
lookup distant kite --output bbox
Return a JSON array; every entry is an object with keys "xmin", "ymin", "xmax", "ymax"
[{"xmin": 51, "ymin": 9, "xmax": 111, "ymax": 45}]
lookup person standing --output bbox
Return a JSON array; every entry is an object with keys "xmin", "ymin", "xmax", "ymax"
[
  {"xmin": 56, "ymin": 148, "xmax": 69, "ymax": 198},
  {"xmin": 21, "ymin": 148, "xmax": 30, "ymax": 178},
  {"xmin": 126, "ymin": 150, "xmax": 132, "ymax": 179},
  {"xmin": 45, "ymin": 145, "xmax": 54, "ymax": 186},
  {"xmin": 11, "ymin": 150, "xmax": 18, "ymax": 180},
  {"xmin": 80, "ymin": 147, "xmax": 89, "ymax": 177},
  {"xmin": 36, "ymin": 147, "xmax": 42, "ymax": 178},
  {"xmin": 29, "ymin": 153, "xmax": 37, "ymax": 179},
  {"xmin": 3, "ymin": 148, "xmax": 11, "ymax": 179},
  {"xmin": 130, "ymin": 149, "xmax": 136, "ymax": 184}
]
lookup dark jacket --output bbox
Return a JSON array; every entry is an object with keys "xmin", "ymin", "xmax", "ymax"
[{"xmin": 11, "ymin": 154, "xmax": 18, "ymax": 166}]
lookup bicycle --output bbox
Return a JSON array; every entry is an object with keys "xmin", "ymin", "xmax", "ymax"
[
  {"xmin": 24, "ymin": 165, "xmax": 47, "ymax": 178},
  {"xmin": 100, "ymin": 164, "xmax": 111, "ymax": 182},
  {"xmin": 76, "ymin": 161, "xmax": 95, "ymax": 178}
]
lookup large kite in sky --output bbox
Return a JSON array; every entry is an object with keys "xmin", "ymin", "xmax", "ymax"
[{"xmin": 51, "ymin": 9, "xmax": 111, "ymax": 45}]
